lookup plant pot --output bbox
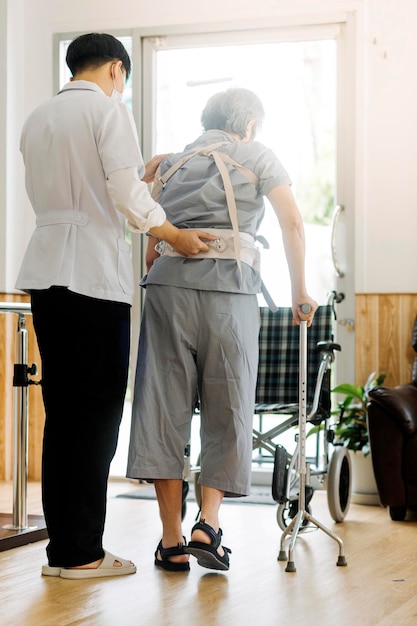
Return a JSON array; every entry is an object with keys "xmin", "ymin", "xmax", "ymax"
[{"xmin": 349, "ymin": 450, "xmax": 381, "ymax": 505}]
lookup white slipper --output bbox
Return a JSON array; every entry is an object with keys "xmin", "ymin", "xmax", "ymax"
[
  {"xmin": 59, "ymin": 550, "xmax": 136, "ymax": 579},
  {"xmin": 41, "ymin": 564, "xmax": 61, "ymax": 577}
]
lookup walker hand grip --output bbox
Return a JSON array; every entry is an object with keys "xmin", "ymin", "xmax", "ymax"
[{"xmin": 300, "ymin": 304, "xmax": 311, "ymax": 314}]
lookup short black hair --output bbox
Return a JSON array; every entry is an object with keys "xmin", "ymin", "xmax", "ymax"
[
  {"xmin": 201, "ymin": 88, "xmax": 264, "ymax": 139},
  {"xmin": 66, "ymin": 33, "xmax": 131, "ymax": 79}
]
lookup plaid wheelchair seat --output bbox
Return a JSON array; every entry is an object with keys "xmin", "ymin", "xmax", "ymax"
[{"xmin": 255, "ymin": 304, "xmax": 334, "ymax": 410}]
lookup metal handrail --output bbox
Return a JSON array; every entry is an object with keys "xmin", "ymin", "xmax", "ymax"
[
  {"xmin": 0, "ymin": 301, "xmax": 38, "ymax": 531},
  {"xmin": 330, "ymin": 204, "xmax": 345, "ymax": 278},
  {"xmin": 0, "ymin": 302, "xmax": 31, "ymax": 314}
]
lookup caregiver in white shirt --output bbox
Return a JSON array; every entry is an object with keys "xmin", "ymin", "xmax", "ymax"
[{"xmin": 15, "ymin": 32, "xmax": 214, "ymax": 580}]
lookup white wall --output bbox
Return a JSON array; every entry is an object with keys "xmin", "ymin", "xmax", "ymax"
[
  {"xmin": 2, "ymin": 0, "xmax": 417, "ymax": 293},
  {"xmin": 1, "ymin": 0, "xmax": 27, "ymax": 291},
  {"xmin": 362, "ymin": 0, "xmax": 417, "ymax": 293},
  {"xmin": 0, "ymin": 0, "xmax": 6, "ymax": 288}
]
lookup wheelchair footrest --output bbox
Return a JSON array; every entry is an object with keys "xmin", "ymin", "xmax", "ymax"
[
  {"xmin": 272, "ymin": 444, "xmax": 290, "ymax": 503},
  {"xmin": 284, "ymin": 486, "xmax": 316, "ymax": 520}
]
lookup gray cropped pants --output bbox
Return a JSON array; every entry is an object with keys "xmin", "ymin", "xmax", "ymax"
[{"xmin": 127, "ymin": 285, "xmax": 260, "ymax": 497}]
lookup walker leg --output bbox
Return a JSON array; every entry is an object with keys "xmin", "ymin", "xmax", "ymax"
[
  {"xmin": 278, "ymin": 509, "xmax": 347, "ymax": 571},
  {"xmin": 278, "ymin": 509, "xmax": 307, "ymax": 572},
  {"xmin": 307, "ymin": 513, "xmax": 348, "ymax": 566},
  {"xmin": 277, "ymin": 513, "xmax": 298, "ymax": 562}
]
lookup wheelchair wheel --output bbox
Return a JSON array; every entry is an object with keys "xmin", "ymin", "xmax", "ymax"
[
  {"xmin": 327, "ymin": 446, "xmax": 352, "ymax": 522},
  {"xmin": 277, "ymin": 500, "xmax": 312, "ymax": 531}
]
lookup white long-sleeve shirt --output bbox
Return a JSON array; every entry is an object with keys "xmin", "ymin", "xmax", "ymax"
[
  {"xmin": 106, "ymin": 167, "xmax": 165, "ymax": 233},
  {"xmin": 16, "ymin": 80, "xmax": 165, "ymax": 305}
]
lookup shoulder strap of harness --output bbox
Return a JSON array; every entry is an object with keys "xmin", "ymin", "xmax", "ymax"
[
  {"xmin": 151, "ymin": 142, "xmax": 278, "ymax": 310},
  {"xmin": 151, "ymin": 142, "xmax": 258, "ymax": 199},
  {"xmin": 151, "ymin": 142, "xmax": 259, "ymax": 283}
]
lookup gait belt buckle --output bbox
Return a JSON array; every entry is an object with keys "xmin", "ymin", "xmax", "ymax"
[{"xmin": 208, "ymin": 237, "xmax": 227, "ymax": 252}]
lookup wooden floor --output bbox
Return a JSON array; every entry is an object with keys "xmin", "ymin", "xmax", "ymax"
[{"xmin": 1, "ymin": 480, "xmax": 417, "ymax": 626}]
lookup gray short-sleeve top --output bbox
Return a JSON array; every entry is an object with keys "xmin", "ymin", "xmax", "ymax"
[{"xmin": 143, "ymin": 129, "xmax": 291, "ymax": 294}]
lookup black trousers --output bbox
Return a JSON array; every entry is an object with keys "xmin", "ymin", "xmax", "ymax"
[{"xmin": 31, "ymin": 287, "xmax": 130, "ymax": 567}]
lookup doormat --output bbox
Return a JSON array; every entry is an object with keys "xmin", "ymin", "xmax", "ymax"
[{"xmin": 116, "ymin": 482, "xmax": 276, "ymax": 506}]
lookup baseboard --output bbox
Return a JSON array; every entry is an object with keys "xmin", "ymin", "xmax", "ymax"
[{"xmin": 351, "ymin": 492, "xmax": 382, "ymax": 506}]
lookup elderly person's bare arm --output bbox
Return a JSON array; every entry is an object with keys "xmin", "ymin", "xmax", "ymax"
[
  {"xmin": 267, "ymin": 184, "xmax": 318, "ymax": 325},
  {"xmin": 145, "ymin": 236, "xmax": 160, "ymax": 272}
]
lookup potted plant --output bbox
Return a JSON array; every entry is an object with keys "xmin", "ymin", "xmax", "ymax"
[
  {"xmin": 332, "ymin": 371, "xmax": 386, "ymax": 503},
  {"xmin": 332, "ymin": 371, "xmax": 386, "ymax": 455}
]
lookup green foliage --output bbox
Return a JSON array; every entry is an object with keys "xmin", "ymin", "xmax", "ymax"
[
  {"xmin": 332, "ymin": 372, "xmax": 386, "ymax": 456},
  {"xmin": 299, "ymin": 177, "xmax": 334, "ymax": 225},
  {"xmin": 298, "ymin": 139, "xmax": 335, "ymax": 226}
]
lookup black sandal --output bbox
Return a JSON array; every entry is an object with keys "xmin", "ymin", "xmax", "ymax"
[
  {"xmin": 187, "ymin": 519, "xmax": 231, "ymax": 571},
  {"xmin": 154, "ymin": 537, "xmax": 190, "ymax": 572}
]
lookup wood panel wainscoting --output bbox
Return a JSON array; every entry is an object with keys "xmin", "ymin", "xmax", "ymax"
[
  {"xmin": 0, "ymin": 293, "xmax": 44, "ymax": 481},
  {"xmin": 355, "ymin": 293, "xmax": 417, "ymax": 388},
  {"xmin": 0, "ymin": 292, "xmax": 416, "ymax": 483}
]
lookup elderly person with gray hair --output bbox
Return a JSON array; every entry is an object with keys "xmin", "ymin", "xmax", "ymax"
[{"xmin": 127, "ymin": 87, "xmax": 317, "ymax": 572}]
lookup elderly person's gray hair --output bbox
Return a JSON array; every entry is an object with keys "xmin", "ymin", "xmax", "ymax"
[{"xmin": 201, "ymin": 88, "xmax": 264, "ymax": 139}]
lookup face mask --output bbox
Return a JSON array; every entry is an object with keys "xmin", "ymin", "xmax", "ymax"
[
  {"xmin": 110, "ymin": 88, "xmax": 123, "ymax": 103},
  {"xmin": 110, "ymin": 65, "xmax": 124, "ymax": 103}
]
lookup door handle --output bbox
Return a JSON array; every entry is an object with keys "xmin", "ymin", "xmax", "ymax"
[
  {"xmin": 331, "ymin": 204, "xmax": 345, "ymax": 278},
  {"xmin": 338, "ymin": 318, "xmax": 355, "ymax": 332}
]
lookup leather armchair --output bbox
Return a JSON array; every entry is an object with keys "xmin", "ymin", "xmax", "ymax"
[{"xmin": 367, "ymin": 316, "xmax": 417, "ymax": 521}]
